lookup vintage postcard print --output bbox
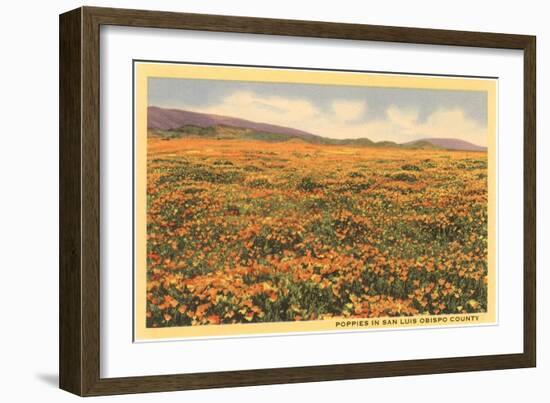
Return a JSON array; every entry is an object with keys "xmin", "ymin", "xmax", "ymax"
[{"xmin": 134, "ymin": 62, "xmax": 496, "ymax": 341}]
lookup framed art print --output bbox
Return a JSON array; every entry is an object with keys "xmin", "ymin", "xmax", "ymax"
[
  {"xmin": 59, "ymin": 6, "xmax": 536, "ymax": 396},
  {"xmin": 134, "ymin": 63, "xmax": 497, "ymax": 340}
]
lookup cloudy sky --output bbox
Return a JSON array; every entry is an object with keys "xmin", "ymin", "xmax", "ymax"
[{"xmin": 148, "ymin": 77, "xmax": 488, "ymax": 146}]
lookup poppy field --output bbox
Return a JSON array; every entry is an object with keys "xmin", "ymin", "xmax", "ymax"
[{"xmin": 145, "ymin": 137, "xmax": 488, "ymax": 328}]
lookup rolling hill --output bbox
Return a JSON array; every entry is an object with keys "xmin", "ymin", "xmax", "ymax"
[
  {"xmin": 404, "ymin": 138, "xmax": 487, "ymax": 152},
  {"xmin": 148, "ymin": 106, "xmax": 320, "ymax": 142},
  {"xmin": 148, "ymin": 106, "xmax": 486, "ymax": 151}
]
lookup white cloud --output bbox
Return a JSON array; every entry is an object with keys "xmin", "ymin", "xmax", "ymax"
[
  {"xmin": 331, "ymin": 99, "xmax": 367, "ymax": 121},
  {"xmin": 359, "ymin": 107, "xmax": 487, "ymax": 146},
  {"xmin": 176, "ymin": 91, "xmax": 487, "ymax": 146},
  {"xmin": 199, "ymin": 91, "xmax": 319, "ymax": 128},
  {"xmin": 385, "ymin": 106, "xmax": 419, "ymax": 133},
  {"xmin": 420, "ymin": 108, "xmax": 487, "ymax": 145}
]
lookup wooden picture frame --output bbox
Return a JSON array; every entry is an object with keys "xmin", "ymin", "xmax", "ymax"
[{"xmin": 59, "ymin": 6, "xmax": 536, "ymax": 396}]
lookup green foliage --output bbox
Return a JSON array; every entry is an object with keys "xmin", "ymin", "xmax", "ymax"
[
  {"xmin": 297, "ymin": 176, "xmax": 324, "ymax": 192},
  {"xmin": 390, "ymin": 172, "xmax": 418, "ymax": 182},
  {"xmin": 401, "ymin": 164, "xmax": 422, "ymax": 171}
]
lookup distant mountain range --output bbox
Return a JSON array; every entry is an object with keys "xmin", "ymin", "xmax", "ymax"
[
  {"xmin": 148, "ymin": 106, "xmax": 487, "ymax": 152},
  {"xmin": 403, "ymin": 138, "xmax": 486, "ymax": 152}
]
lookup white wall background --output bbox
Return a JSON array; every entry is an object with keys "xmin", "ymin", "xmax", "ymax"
[{"xmin": 0, "ymin": 0, "xmax": 546, "ymax": 401}]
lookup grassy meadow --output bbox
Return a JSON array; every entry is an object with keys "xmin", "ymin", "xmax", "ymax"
[{"xmin": 145, "ymin": 136, "xmax": 488, "ymax": 328}]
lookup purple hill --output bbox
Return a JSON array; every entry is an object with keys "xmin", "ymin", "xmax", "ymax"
[
  {"xmin": 148, "ymin": 106, "xmax": 487, "ymax": 151},
  {"xmin": 411, "ymin": 138, "xmax": 486, "ymax": 152},
  {"xmin": 148, "ymin": 106, "xmax": 319, "ymax": 141}
]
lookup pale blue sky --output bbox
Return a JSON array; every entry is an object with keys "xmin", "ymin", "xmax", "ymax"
[{"xmin": 148, "ymin": 77, "xmax": 489, "ymax": 145}]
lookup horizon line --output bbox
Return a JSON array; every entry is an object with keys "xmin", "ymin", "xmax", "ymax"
[{"xmin": 147, "ymin": 104, "xmax": 487, "ymax": 149}]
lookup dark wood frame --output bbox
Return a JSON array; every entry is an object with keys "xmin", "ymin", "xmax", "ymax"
[{"xmin": 59, "ymin": 6, "xmax": 536, "ymax": 396}]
